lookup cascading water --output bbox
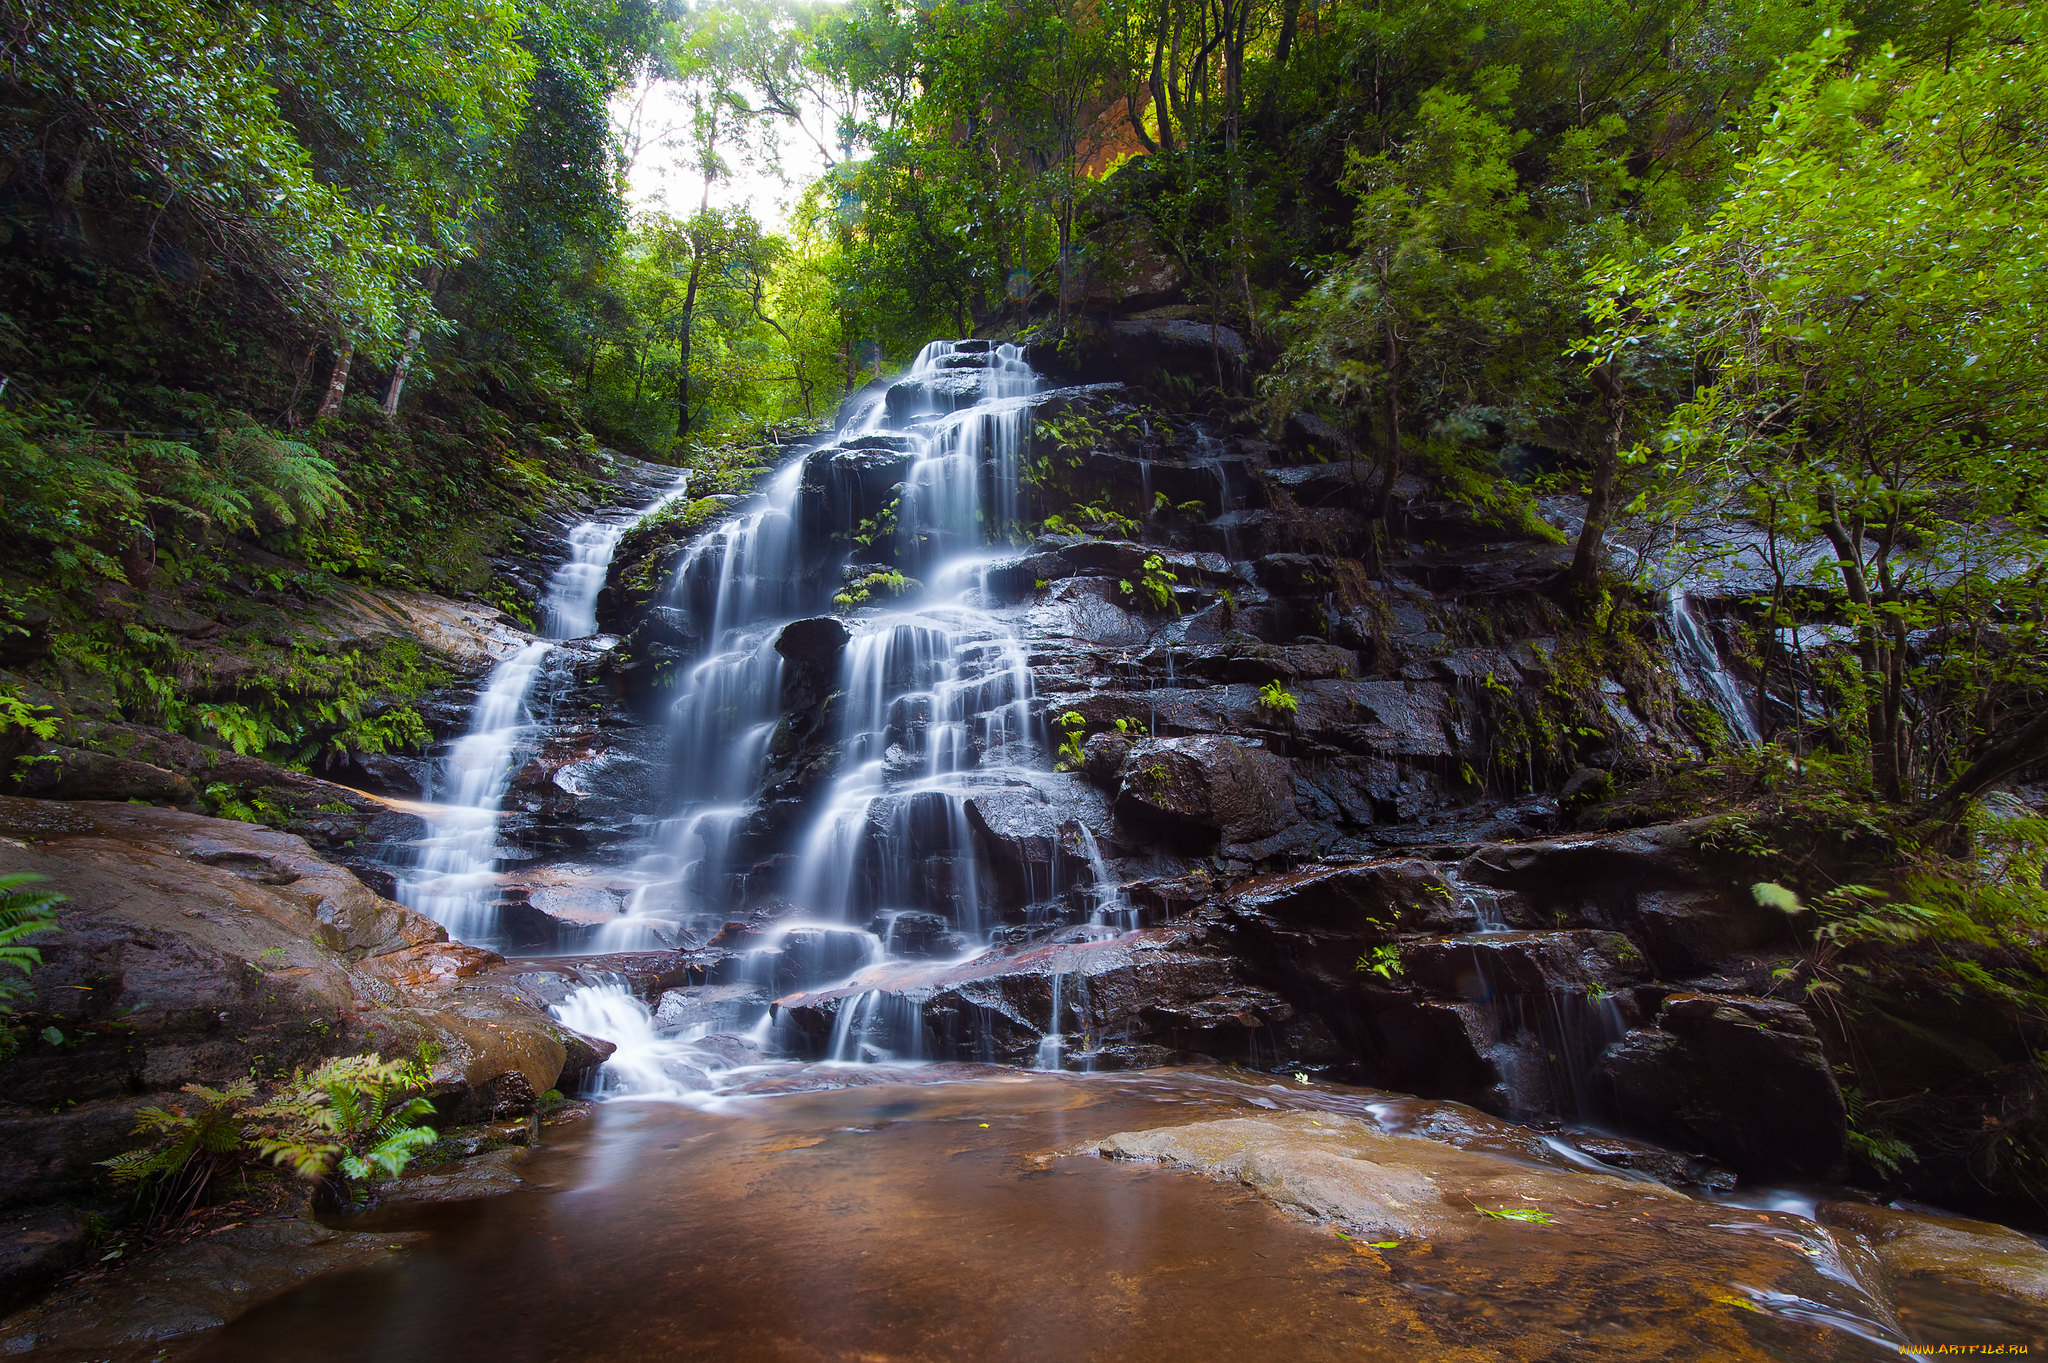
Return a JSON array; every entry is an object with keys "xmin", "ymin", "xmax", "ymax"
[
  {"xmin": 397, "ymin": 640, "xmax": 557, "ymax": 943},
  {"xmin": 555, "ymin": 342, "xmax": 1132, "ymax": 1092},
  {"xmin": 397, "ymin": 477, "xmax": 685, "ymax": 946},
  {"xmin": 1666, "ymin": 586, "xmax": 1761, "ymax": 745}
]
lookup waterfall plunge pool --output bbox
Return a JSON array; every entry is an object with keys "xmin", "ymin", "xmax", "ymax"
[{"xmin": 166, "ymin": 1066, "xmax": 2042, "ymax": 1362}]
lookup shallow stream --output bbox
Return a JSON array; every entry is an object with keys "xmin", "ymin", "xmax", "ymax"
[{"xmin": 180, "ymin": 1067, "xmax": 2041, "ymax": 1361}]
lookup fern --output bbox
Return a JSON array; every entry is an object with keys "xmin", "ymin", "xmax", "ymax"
[
  {"xmin": 221, "ymin": 427, "xmax": 350, "ymax": 529},
  {"xmin": 99, "ymin": 1079, "xmax": 257, "ymax": 1221},
  {"xmin": 248, "ymin": 1053, "xmax": 438, "ymax": 1201},
  {"xmin": 0, "ymin": 872, "xmax": 61, "ymax": 982}
]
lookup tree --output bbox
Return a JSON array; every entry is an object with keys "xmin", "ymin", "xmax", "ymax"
[
  {"xmin": 1264, "ymin": 86, "xmax": 1544, "ymax": 543},
  {"xmin": 1593, "ymin": 9, "xmax": 2048, "ymax": 799}
]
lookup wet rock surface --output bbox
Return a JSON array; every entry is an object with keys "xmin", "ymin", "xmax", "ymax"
[
  {"xmin": 0, "ymin": 799, "xmax": 612, "ymax": 1219},
  {"xmin": 0, "ymin": 1211, "xmax": 421, "ymax": 1361}
]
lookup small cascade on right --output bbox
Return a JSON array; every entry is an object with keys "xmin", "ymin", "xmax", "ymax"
[{"xmin": 1665, "ymin": 585, "xmax": 1761, "ymax": 745}]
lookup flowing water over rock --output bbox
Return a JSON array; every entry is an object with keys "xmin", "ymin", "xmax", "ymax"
[
  {"xmin": 396, "ymin": 478, "xmax": 686, "ymax": 944},
  {"xmin": 534, "ymin": 341, "xmax": 1134, "ymax": 1076},
  {"xmin": 254, "ymin": 343, "xmax": 2046, "ymax": 1363}
]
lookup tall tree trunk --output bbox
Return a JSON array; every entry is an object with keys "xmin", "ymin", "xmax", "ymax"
[
  {"xmin": 675, "ymin": 251, "xmax": 706, "ymax": 442},
  {"xmin": 314, "ymin": 337, "xmax": 353, "ymax": 422},
  {"xmin": 1259, "ymin": 0, "xmax": 1302, "ymax": 131},
  {"xmin": 1150, "ymin": 11, "xmax": 1176, "ymax": 154},
  {"xmin": 1567, "ymin": 365, "xmax": 1624, "ymax": 591},
  {"xmin": 381, "ymin": 264, "xmax": 443, "ymax": 419},
  {"xmin": 1820, "ymin": 492, "xmax": 1894, "ymax": 797}
]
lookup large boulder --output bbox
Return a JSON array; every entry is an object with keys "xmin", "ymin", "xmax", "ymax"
[
  {"xmin": 1114, "ymin": 735, "xmax": 1298, "ymax": 848},
  {"xmin": 0, "ymin": 799, "xmax": 611, "ymax": 1215},
  {"xmin": 1599, "ymin": 992, "xmax": 1846, "ymax": 1179}
]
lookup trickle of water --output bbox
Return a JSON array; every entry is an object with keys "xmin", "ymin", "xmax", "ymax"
[
  {"xmin": 397, "ymin": 639, "xmax": 554, "ymax": 942},
  {"xmin": 399, "ymin": 474, "xmax": 688, "ymax": 946},
  {"xmin": 1035, "ymin": 972, "xmax": 1066, "ymax": 1070},
  {"xmin": 1666, "ymin": 586, "xmax": 1761, "ymax": 745},
  {"xmin": 1075, "ymin": 823, "xmax": 1131, "ymax": 930},
  {"xmin": 541, "ymin": 475, "xmax": 689, "ymax": 640}
]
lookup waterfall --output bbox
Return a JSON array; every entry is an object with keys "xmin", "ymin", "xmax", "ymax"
[
  {"xmin": 540, "ymin": 341, "xmax": 1152, "ymax": 1090},
  {"xmin": 398, "ymin": 639, "xmax": 555, "ymax": 943},
  {"xmin": 398, "ymin": 475, "xmax": 687, "ymax": 945},
  {"xmin": 540, "ymin": 474, "xmax": 688, "ymax": 640},
  {"xmin": 1665, "ymin": 587, "xmax": 1761, "ymax": 745}
]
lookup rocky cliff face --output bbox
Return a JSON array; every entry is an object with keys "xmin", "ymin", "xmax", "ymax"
[{"xmin": 419, "ymin": 338, "xmax": 1885, "ymax": 1197}]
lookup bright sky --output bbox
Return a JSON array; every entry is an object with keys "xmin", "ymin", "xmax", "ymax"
[{"xmin": 611, "ymin": 78, "xmax": 839, "ymax": 235}]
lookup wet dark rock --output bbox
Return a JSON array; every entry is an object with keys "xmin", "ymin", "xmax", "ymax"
[
  {"xmin": 0, "ymin": 1209, "xmax": 422, "ymax": 1358},
  {"xmin": 1079, "ymin": 731, "xmax": 1130, "ymax": 789},
  {"xmin": 963, "ymin": 786, "xmax": 1092, "ymax": 911},
  {"xmin": 776, "ymin": 928, "xmax": 1334, "ymax": 1070},
  {"xmin": 1563, "ymin": 1131, "xmax": 1737, "ymax": 1194},
  {"xmin": 1600, "ymin": 992, "xmax": 1846, "ymax": 1179},
  {"xmin": 1114, "ymin": 735, "xmax": 1297, "ymax": 848},
  {"xmin": 1397, "ymin": 930, "xmax": 1648, "ymax": 999},
  {"xmin": 775, "ymin": 615, "xmax": 851, "ymax": 672},
  {"xmin": 884, "ymin": 370, "xmax": 988, "ymax": 423},
  {"xmin": 1559, "ymin": 766, "xmax": 1612, "ymax": 813},
  {"xmin": 1273, "ymin": 415, "xmax": 1354, "ymax": 470},
  {"xmin": 0, "ymin": 1205, "xmax": 95, "ymax": 1317},
  {"xmin": 799, "ymin": 445, "xmax": 914, "ymax": 543},
  {"xmin": 1227, "ymin": 859, "xmax": 1463, "ymax": 933},
  {"xmin": 1455, "ymin": 823, "xmax": 1786, "ymax": 975},
  {"xmin": 0, "ymin": 799, "xmax": 613, "ymax": 1212},
  {"xmin": 10, "ymin": 745, "xmax": 198, "ymax": 809}
]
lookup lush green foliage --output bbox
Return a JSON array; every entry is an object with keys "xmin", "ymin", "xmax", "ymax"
[
  {"xmin": 1591, "ymin": 7, "xmax": 2048, "ymax": 802},
  {"xmin": 248, "ymin": 1054, "xmax": 440, "ymax": 1196},
  {"xmin": 101, "ymin": 1052, "xmax": 439, "ymax": 1216},
  {"xmin": 100, "ymin": 1080, "xmax": 260, "ymax": 1223},
  {"xmin": 0, "ymin": 871, "xmax": 61, "ymax": 1048}
]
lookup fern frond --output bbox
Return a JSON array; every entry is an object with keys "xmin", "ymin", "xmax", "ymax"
[
  {"xmin": 0, "ymin": 872, "xmax": 60, "ymax": 977},
  {"xmin": 221, "ymin": 427, "xmax": 349, "ymax": 528}
]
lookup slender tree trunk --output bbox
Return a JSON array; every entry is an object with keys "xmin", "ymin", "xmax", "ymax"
[
  {"xmin": 314, "ymin": 337, "xmax": 353, "ymax": 422},
  {"xmin": 676, "ymin": 251, "xmax": 706, "ymax": 442},
  {"xmin": 1150, "ymin": 11, "xmax": 1176, "ymax": 154},
  {"xmin": 281, "ymin": 342, "xmax": 318, "ymax": 429},
  {"xmin": 1820, "ymin": 492, "xmax": 1895, "ymax": 797},
  {"xmin": 381, "ymin": 264, "xmax": 443, "ymax": 419},
  {"xmin": 1874, "ymin": 534, "xmax": 1909, "ymax": 798},
  {"xmin": 1374, "ymin": 323, "xmax": 1402, "ymax": 524},
  {"xmin": 1567, "ymin": 365, "xmax": 1624, "ymax": 591},
  {"xmin": 1259, "ymin": 0, "xmax": 1301, "ymax": 132}
]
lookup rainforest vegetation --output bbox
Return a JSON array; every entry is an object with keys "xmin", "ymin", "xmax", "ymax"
[{"xmin": 1, "ymin": 0, "xmax": 2046, "ymax": 1212}]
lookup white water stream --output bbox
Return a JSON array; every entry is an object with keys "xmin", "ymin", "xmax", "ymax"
[
  {"xmin": 1666, "ymin": 586, "xmax": 1761, "ymax": 745},
  {"xmin": 397, "ymin": 475, "xmax": 686, "ymax": 943},
  {"xmin": 537, "ymin": 343, "xmax": 1131, "ymax": 1096}
]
